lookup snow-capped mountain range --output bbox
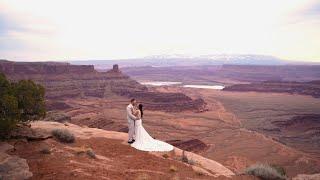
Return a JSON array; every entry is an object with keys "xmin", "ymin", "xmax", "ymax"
[
  {"xmin": 143, "ymin": 54, "xmax": 284, "ymax": 65},
  {"xmin": 70, "ymin": 54, "xmax": 299, "ymax": 68}
]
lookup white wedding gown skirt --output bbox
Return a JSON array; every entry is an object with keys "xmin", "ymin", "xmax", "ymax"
[{"xmin": 131, "ymin": 119, "xmax": 173, "ymax": 152}]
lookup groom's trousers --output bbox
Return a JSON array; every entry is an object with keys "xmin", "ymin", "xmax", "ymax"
[{"xmin": 128, "ymin": 119, "xmax": 135, "ymax": 141}]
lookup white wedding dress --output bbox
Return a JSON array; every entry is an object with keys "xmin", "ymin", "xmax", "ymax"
[{"xmin": 131, "ymin": 118, "xmax": 173, "ymax": 152}]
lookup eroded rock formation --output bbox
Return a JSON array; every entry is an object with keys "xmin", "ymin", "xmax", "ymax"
[{"xmin": 0, "ymin": 60, "xmax": 207, "ymax": 112}]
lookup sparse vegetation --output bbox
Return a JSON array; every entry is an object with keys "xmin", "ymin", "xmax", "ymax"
[
  {"xmin": 270, "ymin": 164, "xmax": 287, "ymax": 177},
  {"xmin": 86, "ymin": 148, "xmax": 96, "ymax": 159},
  {"xmin": 135, "ymin": 173, "xmax": 150, "ymax": 180},
  {"xmin": 181, "ymin": 150, "xmax": 188, "ymax": 163},
  {"xmin": 169, "ymin": 165, "xmax": 178, "ymax": 172},
  {"xmin": 244, "ymin": 164, "xmax": 287, "ymax": 180},
  {"xmin": 51, "ymin": 128, "xmax": 75, "ymax": 143},
  {"xmin": 195, "ymin": 170, "xmax": 204, "ymax": 176},
  {"xmin": 71, "ymin": 146, "xmax": 97, "ymax": 159},
  {"xmin": 181, "ymin": 150, "xmax": 195, "ymax": 165},
  {"xmin": 187, "ymin": 159, "xmax": 195, "ymax": 165},
  {"xmin": 0, "ymin": 73, "xmax": 46, "ymax": 138},
  {"xmin": 162, "ymin": 154, "xmax": 169, "ymax": 159},
  {"xmin": 40, "ymin": 147, "xmax": 51, "ymax": 154}
]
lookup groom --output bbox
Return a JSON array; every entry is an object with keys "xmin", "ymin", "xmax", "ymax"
[{"xmin": 127, "ymin": 98, "xmax": 138, "ymax": 144}]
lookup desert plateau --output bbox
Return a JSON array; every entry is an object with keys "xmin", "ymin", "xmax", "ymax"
[{"xmin": 1, "ymin": 60, "xmax": 320, "ymax": 179}]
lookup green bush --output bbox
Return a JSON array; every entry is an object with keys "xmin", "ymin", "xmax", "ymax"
[
  {"xmin": 244, "ymin": 164, "xmax": 287, "ymax": 180},
  {"xmin": 0, "ymin": 73, "xmax": 46, "ymax": 138}
]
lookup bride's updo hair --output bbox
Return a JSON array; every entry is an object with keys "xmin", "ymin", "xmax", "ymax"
[{"xmin": 138, "ymin": 104, "xmax": 143, "ymax": 118}]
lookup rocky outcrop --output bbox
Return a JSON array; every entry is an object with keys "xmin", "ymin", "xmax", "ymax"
[
  {"xmin": 0, "ymin": 60, "xmax": 143, "ymax": 99},
  {"xmin": 271, "ymin": 114, "xmax": 320, "ymax": 155},
  {"xmin": 114, "ymin": 90, "xmax": 208, "ymax": 112},
  {"xmin": 223, "ymin": 81, "xmax": 320, "ymax": 98},
  {"xmin": 272, "ymin": 114, "xmax": 320, "ymax": 128},
  {"xmin": 0, "ymin": 60, "xmax": 94, "ymax": 75},
  {"xmin": 30, "ymin": 121, "xmax": 235, "ymax": 178},
  {"xmin": 0, "ymin": 143, "xmax": 33, "ymax": 180},
  {"xmin": 9, "ymin": 126, "xmax": 52, "ymax": 141},
  {"xmin": 107, "ymin": 64, "xmax": 120, "ymax": 74},
  {"xmin": 0, "ymin": 60, "xmax": 207, "ymax": 112}
]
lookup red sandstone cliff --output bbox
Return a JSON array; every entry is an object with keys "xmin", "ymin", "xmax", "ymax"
[{"xmin": 0, "ymin": 60, "xmax": 207, "ymax": 112}]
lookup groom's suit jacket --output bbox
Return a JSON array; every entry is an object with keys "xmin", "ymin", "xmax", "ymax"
[{"xmin": 126, "ymin": 104, "xmax": 136, "ymax": 122}]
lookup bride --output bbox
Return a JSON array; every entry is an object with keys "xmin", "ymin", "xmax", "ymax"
[{"xmin": 131, "ymin": 104, "xmax": 173, "ymax": 152}]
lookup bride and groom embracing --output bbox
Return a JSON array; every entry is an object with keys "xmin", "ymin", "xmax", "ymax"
[{"xmin": 126, "ymin": 98, "xmax": 173, "ymax": 152}]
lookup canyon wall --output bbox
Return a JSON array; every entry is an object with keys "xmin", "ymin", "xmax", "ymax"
[
  {"xmin": 223, "ymin": 81, "xmax": 320, "ymax": 98},
  {"xmin": 0, "ymin": 60, "xmax": 95, "ymax": 75},
  {"xmin": 122, "ymin": 65, "xmax": 320, "ymax": 84},
  {"xmin": 0, "ymin": 60, "xmax": 206, "ymax": 112}
]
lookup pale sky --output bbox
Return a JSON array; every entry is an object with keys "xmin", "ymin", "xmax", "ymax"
[{"xmin": 0, "ymin": 0, "xmax": 320, "ymax": 62}]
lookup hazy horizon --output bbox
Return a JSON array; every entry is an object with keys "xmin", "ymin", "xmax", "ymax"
[{"xmin": 1, "ymin": 0, "xmax": 320, "ymax": 62}]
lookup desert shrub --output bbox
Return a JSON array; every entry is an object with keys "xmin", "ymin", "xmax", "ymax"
[
  {"xmin": 270, "ymin": 164, "xmax": 287, "ymax": 177},
  {"xmin": 244, "ymin": 164, "xmax": 286, "ymax": 180},
  {"xmin": 86, "ymin": 148, "xmax": 96, "ymax": 158},
  {"xmin": 187, "ymin": 159, "xmax": 195, "ymax": 165},
  {"xmin": 195, "ymin": 170, "xmax": 204, "ymax": 176},
  {"xmin": 72, "ymin": 146, "xmax": 96, "ymax": 159},
  {"xmin": 40, "ymin": 147, "xmax": 51, "ymax": 154},
  {"xmin": 181, "ymin": 150, "xmax": 195, "ymax": 165},
  {"xmin": 169, "ymin": 165, "xmax": 178, "ymax": 172},
  {"xmin": 52, "ymin": 129, "xmax": 75, "ymax": 143},
  {"xmin": 162, "ymin": 154, "xmax": 169, "ymax": 159},
  {"xmin": 181, "ymin": 150, "xmax": 188, "ymax": 163},
  {"xmin": 0, "ymin": 95, "xmax": 19, "ymax": 137},
  {"xmin": 12, "ymin": 79, "xmax": 46, "ymax": 121},
  {"xmin": 0, "ymin": 73, "xmax": 46, "ymax": 138}
]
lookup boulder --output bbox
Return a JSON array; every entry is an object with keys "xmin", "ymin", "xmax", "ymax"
[{"xmin": 0, "ymin": 142, "xmax": 33, "ymax": 180}]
